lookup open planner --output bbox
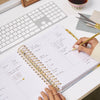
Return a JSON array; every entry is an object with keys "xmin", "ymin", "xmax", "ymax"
[{"xmin": 0, "ymin": 25, "xmax": 99, "ymax": 100}]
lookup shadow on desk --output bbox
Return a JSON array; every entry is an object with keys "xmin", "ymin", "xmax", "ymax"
[{"xmin": 79, "ymin": 84, "xmax": 100, "ymax": 100}]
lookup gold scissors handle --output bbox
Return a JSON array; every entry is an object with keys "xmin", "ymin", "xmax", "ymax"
[
  {"xmin": 95, "ymin": 23, "xmax": 100, "ymax": 30},
  {"xmin": 78, "ymin": 13, "xmax": 100, "ymax": 30}
]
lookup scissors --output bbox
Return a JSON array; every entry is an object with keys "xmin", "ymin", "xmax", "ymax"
[{"xmin": 77, "ymin": 13, "xmax": 100, "ymax": 30}]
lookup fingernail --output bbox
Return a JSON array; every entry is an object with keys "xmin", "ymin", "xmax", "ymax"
[
  {"xmin": 38, "ymin": 96, "xmax": 41, "ymax": 99},
  {"xmin": 48, "ymin": 85, "xmax": 52, "ymax": 88},
  {"xmin": 45, "ymin": 88, "xmax": 49, "ymax": 91},
  {"xmin": 41, "ymin": 91, "xmax": 44, "ymax": 94}
]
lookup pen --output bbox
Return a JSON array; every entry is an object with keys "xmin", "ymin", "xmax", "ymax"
[
  {"xmin": 65, "ymin": 29, "xmax": 78, "ymax": 40},
  {"xmin": 72, "ymin": 33, "xmax": 100, "ymax": 51}
]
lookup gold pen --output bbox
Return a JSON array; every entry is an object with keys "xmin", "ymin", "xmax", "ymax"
[
  {"xmin": 72, "ymin": 33, "xmax": 100, "ymax": 51},
  {"xmin": 66, "ymin": 29, "xmax": 78, "ymax": 40}
]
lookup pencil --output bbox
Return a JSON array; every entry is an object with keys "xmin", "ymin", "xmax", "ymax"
[
  {"xmin": 65, "ymin": 29, "xmax": 78, "ymax": 40},
  {"xmin": 72, "ymin": 33, "xmax": 100, "ymax": 51}
]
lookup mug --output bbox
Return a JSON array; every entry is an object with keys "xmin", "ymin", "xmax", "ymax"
[{"xmin": 68, "ymin": 0, "xmax": 88, "ymax": 9}]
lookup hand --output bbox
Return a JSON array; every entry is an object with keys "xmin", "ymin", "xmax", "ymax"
[
  {"xmin": 38, "ymin": 85, "xmax": 66, "ymax": 100},
  {"xmin": 73, "ymin": 37, "xmax": 98, "ymax": 55}
]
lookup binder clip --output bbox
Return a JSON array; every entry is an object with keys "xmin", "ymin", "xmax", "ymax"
[{"xmin": 21, "ymin": 0, "xmax": 40, "ymax": 7}]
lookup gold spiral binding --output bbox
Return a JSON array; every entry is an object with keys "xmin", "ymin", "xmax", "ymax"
[{"xmin": 18, "ymin": 45, "xmax": 61, "ymax": 91}]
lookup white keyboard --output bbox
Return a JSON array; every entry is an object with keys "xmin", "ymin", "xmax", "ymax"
[{"xmin": 0, "ymin": 1, "xmax": 67, "ymax": 54}]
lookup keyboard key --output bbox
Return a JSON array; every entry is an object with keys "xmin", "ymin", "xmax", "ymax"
[
  {"xmin": 0, "ymin": 46, "xmax": 1, "ymax": 49},
  {"xmin": 0, "ymin": 37, "xmax": 24, "ymax": 52},
  {"xmin": 24, "ymin": 34, "xmax": 30, "ymax": 39}
]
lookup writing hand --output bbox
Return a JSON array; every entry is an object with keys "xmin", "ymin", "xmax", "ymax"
[{"xmin": 73, "ymin": 37, "xmax": 98, "ymax": 55}]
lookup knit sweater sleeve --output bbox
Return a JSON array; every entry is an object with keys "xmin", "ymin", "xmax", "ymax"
[{"xmin": 90, "ymin": 43, "xmax": 100, "ymax": 62}]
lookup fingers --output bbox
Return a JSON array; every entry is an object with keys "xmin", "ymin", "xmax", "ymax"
[
  {"xmin": 45, "ymin": 88, "xmax": 54, "ymax": 100},
  {"xmin": 38, "ymin": 97, "xmax": 43, "ymax": 100},
  {"xmin": 88, "ymin": 38, "xmax": 98, "ymax": 48},
  {"xmin": 54, "ymin": 94, "xmax": 61, "ymax": 100},
  {"xmin": 59, "ymin": 93, "xmax": 66, "ymax": 100},
  {"xmin": 41, "ymin": 91, "xmax": 49, "ymax": 100},
  {"xmin": 73, "ymin": 37, "xmax": 89, "ymax": 48},
  {"xmin": 38, "ymin": 85, "xmax": 66, "ymax": 100},
  {"xmin": 48, "ymin": 85, "xmax": 57, "ymax": 95},
  {"xmin": 73, "ymin": 37, "xmax": 98, "ymax": 48},
  {"xmin": 78, "ymin": 45, "xmax": 92, "ymax": 55},
  {"xmin": 73, "ymin": 37, "xmax": 98, "ymax": 55},
  {"xmin": 39, "ymin": 86, "xmax": 55, "ymax": 100},
  {"xmin": 48, "ymin": 85, "xmax": 63, "ymax": 100}
]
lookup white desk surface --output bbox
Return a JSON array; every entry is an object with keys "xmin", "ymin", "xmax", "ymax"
[{"xmin": 0, "ymin": 0, "xmax": 100, "ymax": 100}]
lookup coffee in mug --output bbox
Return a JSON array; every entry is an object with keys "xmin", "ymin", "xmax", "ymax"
[
  {"xmin": 68, "ymin": 0, "xmax": 88, "ymax": 9},
  {"xmin": 69, "ymin": 0, "xmax": 88, "ymax": 4}
]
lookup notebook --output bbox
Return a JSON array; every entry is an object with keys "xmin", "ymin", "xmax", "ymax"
[
  {"xmin": 17, "ymin": 25, "xmax": 99, "ymax": 92},
  {"xmin": 0, "ymin": 25, "xmax": 99, "ymax": 100}
]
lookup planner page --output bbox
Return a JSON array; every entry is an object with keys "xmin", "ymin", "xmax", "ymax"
[
  {"xmin": 25, "ymin": 25, "xmax": 99, "ymax": 91},
  {"xmin": 0, "ymin": 50, "xmax": 47, "ymax": 100},
  {"xmin": 0, "ymin": 69, "xmax": 27, "ymax": 100}
]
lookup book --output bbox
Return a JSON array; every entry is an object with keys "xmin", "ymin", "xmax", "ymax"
[
  {"xmin": 18, "ymin": 25, "xmax": 99, "ymax": 92},
  {"xmin": 0, "ymin": 25, "xmax": 99, "ymax": 100}
]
